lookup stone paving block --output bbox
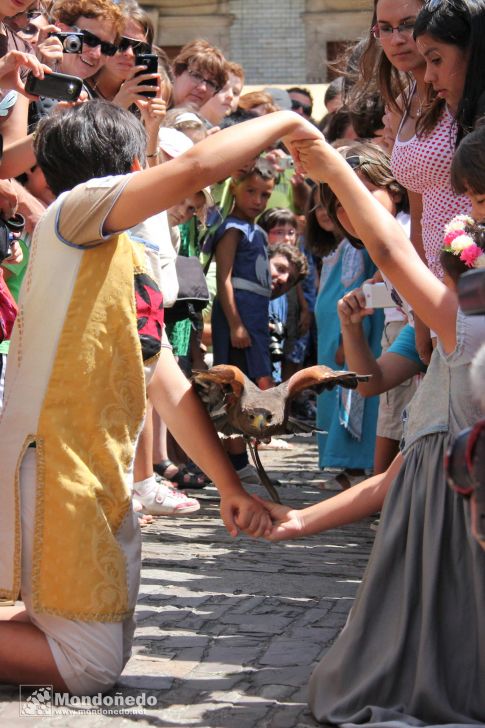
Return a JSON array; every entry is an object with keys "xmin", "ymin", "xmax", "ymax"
[
  {"xmin": 262, "ymin": 703, "xmax": 309, "ymax": 728},
  {"xmin": 252, "ymin": 665, "xmax": 314, "ymax": 688},
  {"xmin": 294, "ymin": 606, "xmax": 335, "ymax": 627},
  {"xmin": 175, "ymin": 673, "xmax": 248, "ymax": 691},
  {"xmin": 200, "ymin": 700, "xmax": 273, "ymax": 728},
  {"xmin": 289, "ymin": 626, "xmax": 341, "ymax": 646},
  {"xmin": 258, "ymin": 684, "xmax": 296, "ymax": 701},
  {"xmin": 141, "ymin": 632, "xmax": 210, "ymax": 650},
  {"xmin": 117, "ymin": 673, "xmax": 173, "ymax": 690},
  {"xmin": 259, "ymin": 639, "xmax": 323, "ymax": 667},
  {"xmin": 201, "ymin": 643, "xmax": 264, "ymax": 670},
  {"xmin": 207, "ymin": 685, "xmax": 252, "ymax": 703},
  {"xmin": 218, "ymin": 613, "xmax": 292, "ymax": 633},
  {"xmin": 230, "ymin": 595, "xmax": 267, "ymax": 613}
]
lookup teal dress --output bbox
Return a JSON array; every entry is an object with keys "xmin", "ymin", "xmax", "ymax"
[{"xmin": 316, "ymin": 240, "xmax": 383, "ymax": 471}]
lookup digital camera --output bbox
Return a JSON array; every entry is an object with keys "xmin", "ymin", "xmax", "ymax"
[
  {"xmin": 51, "ymin": 31, "xmax": 83, "ymax": 54},
  {"xmin": 0, "ymin": 214, "xmax": 25, "ymax": 264}
]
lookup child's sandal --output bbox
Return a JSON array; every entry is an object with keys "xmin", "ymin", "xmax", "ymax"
[{"xmin": 153, "ymin": 459, "xmax": 208, "ymax": 490}]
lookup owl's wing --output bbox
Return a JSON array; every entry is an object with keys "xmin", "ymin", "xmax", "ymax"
[
  {"xmin": 286, "ymin": 365, "xmax": 371, "ymax": 400},
  {"xmin": 191, "ymin": 365, "xmax": 247, "ymax": 436}
]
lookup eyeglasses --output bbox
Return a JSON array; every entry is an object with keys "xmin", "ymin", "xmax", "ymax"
[
  {"xmin": 291, "ymin": 99, "xmax": 312, "ymax": 116},
  {"xmin": 372, "ymin": 20, "xmax": 415, "ymax": 39},
  {"xmin": 78, "ymin": 28, "xmax": 118, "ymax": 57},
  {"xmin": 185, "ymin": 68, "xmax": 220, "ymax": 94},
  {"xmin": 117, "ymin": 36, "xmax": 151, "ymax": 55}
]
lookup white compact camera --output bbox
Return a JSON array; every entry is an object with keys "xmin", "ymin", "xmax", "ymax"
[{"xmin": 362, "ymin": 282, "xmax": 395, "ymax": 308}]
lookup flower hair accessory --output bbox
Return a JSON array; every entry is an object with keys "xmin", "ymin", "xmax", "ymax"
[{"xmin": 442, "ymin": 214, "xmax": 485, "ymax": 269}]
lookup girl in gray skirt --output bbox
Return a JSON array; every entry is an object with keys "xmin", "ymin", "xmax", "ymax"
[{"xmin": 260, "ymin": 126, "xmax": 485, "ymax": 726}]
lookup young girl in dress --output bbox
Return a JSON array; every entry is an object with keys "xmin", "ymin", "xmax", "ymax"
[
  {"xmin": 211, "ymin": 161, "xmax": 276, "ymax": 390},
  {"xmin": 211, "ymin": 161, "xmax": 276, "ymax": 481},
  {"xmin": 258, "ymin": 126, "xmax": 485, "ymax": 726}
]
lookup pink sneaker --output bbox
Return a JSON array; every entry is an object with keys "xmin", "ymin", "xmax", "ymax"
[{"xmin": 134, "ymin": 483, "xmax": 200, "ymax": 516}]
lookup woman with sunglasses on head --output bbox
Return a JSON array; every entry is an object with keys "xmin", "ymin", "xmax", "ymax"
[
  {"xmin": 6, "ymin": 2, "xmax": 48, "ymax": 47},
  {"xmin": 27, "ymin": 0, "xmax": 123, "ymax": 129}
]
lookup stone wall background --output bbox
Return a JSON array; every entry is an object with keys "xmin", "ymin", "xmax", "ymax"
[
  {"xmin": 228, "ymin": 0, "xmax": 306, "ymax": 84},
  {"xmin": 140, "ymin": 0, "xmax": 373, "ymax": 83}
]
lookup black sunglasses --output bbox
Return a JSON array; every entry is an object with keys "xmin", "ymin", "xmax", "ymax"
[
  {"xmin": 80, "ymin": 28, "xmax": 118, "ymax": 57},
  {"xmin": 117, "ymin": 36, "xmax": 151, "ymax": 55},
  {"xmin": 291, "ymin": 99, "xmax": 312, "ymax": 116}
]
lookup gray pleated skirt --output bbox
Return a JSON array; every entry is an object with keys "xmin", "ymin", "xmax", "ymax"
[{"xmin": 309, "ymin": 432, "xmax": 485, "ymax": 727}]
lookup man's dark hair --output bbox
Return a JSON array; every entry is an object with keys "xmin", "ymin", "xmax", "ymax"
[
  {"xmin": 220, "ymin": 108, "xmax": 258, "ymax": 129},
  {"xmin": 324, "ymin": 77, "xmax": 344, "ymax": 107},
  {"xmin": 34, "ymin": 100, "xmax": 147, "ymax": 196},
  {"xmin": 287, "ymin": 86, "xmax": 313, "ymax": 106}
]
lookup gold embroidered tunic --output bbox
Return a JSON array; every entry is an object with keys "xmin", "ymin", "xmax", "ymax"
[{"xmin": 0, "ymin": 176, "xmax": 147, "ymax": 621}]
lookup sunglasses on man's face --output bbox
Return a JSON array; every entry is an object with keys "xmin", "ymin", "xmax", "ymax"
[
  {"xmin": 117, "ymin": 36, "xmax": 151, "ymax": 55},
  {"xmin": 291, "ymin": 99, "xmax": 312, "ymax": 116},
  {"xmin": 79, "ymin": 28, "xmax": 118, "ymax": 57}
]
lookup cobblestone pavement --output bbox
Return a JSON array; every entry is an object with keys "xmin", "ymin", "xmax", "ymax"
[{"xmin": 0, "ymin": 435, "xmax": 374, "ymax": 727}]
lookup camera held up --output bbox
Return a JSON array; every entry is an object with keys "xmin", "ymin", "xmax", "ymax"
[
  {"xmin": 0, "ymin": 214, "xmax": 25, "ymax": 264},
  {"xmin": 50, "ymin": 31, "xmax": 83, "ymax": 54}
]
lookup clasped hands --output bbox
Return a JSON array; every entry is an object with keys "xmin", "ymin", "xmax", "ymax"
[{"xmin": 233, "ymin": 494, "xmax": 305, "ymax": 542}]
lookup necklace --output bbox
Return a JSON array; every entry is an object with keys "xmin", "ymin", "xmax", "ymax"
[
  {"xmin": 414, "ymin": 87, "xmax": 425, "ymax": 117},
  {"xmin": 90, "ymin": 78, "xmax": 112, "ymax": 101}
]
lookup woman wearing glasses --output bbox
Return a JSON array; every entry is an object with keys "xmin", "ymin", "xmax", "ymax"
[
  {"xmin": 350, "ymin": 0, "xmax": 485, "ymax": 366},
  {"xmin": 171, "ymin": 39, "xmax": 227, "ymax": 110}
]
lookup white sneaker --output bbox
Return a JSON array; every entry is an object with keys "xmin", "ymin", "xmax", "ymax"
[
  {"xmin": 256, "ymin": 437, "xmax": 293, "ymax": 450},
  {"xmin": 133, "ymin": 483, "xmax": 200, "ymax": 516},
  {"xmin": 236, "ymin": 463, "xmax": 263, "ymax": 486}
]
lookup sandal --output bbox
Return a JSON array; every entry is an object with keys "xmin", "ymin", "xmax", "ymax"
[{"xmin": 153, "ymin": 459, "xmax": 208, "ymax": 490}]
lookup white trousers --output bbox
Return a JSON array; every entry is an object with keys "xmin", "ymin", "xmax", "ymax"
[{"xmin": 20, "ymin": 450, "xmax": 141, "ymax": 695}]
